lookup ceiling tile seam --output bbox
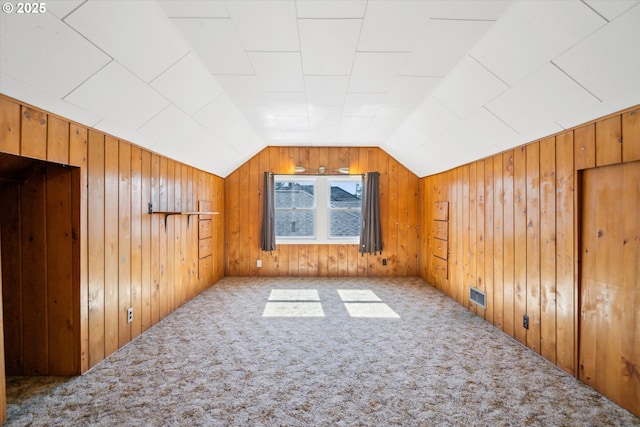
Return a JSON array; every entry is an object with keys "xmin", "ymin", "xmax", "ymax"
[
  {"xmin": 398, "ymin": 73, "xmax": 444, "ymax": 78},
  {"xmin": 58, "ymin": 0, "xmax": 87, "ymax": 21},
  {"xmin": 354, "ymin": 50, "xmax": 413, "ymax": 54},
  {"xmin": 166, "ymin": 17, "xmax": 231, "ymax": 20},
  {"xmin": 223, "ymin": 4, "xmax": 259, "ymax": 77},
  {"xmin": 548, "ymin": 61, "xmax": 603, "ymax": 103},
  {"xmin": 579, "ymin": 0, "xmax": 610, "ymax": 23},
  {"xmin": 191, "ymin": 91, "xmax": 230, "ymax": 120},
  {"xmin": 467, "ymin": 54, "xmax": 511, "ymax": 90},
  {"xmin": 293, "ymin": 0, "xmax": 313, "ymax": 116},
  {"xmin": 59, "ymin": 10, "xmax": 115, "ymax": 77},
  {"xmin": 61, "ymin": 58, "xmax": 114, "ymax": 101},
  {"xmin": 147, "ymin": 51, "xmax": 192, "ymax": 86},
  {"xmin": 327, "ymin": 0, "xmax": 369, "ymax": 141},
  {"xmin": 245, "ymin": 50, "xmax": 301, "ymax": 53},
  {"xmin": 211, "ymin": 73, "xmax": 256, "ymax": 77},
  {"xmin": 134, "ymin": 103, "xmax": 173, "ymax": 133},
  {"xmin": 303, "ymin": 74, "xmax": 351, "ymax": 77},
  {"xmin": 429, "ymin": 17, "xmax": 497, "ymax": 23},
  {"xmin": 296, "ymin": 18, "xmax": 365, "ymax": 21},
  {"xmin": 482, "ymin": 105, "xmax": 522, "ymax": 137},
  {"xmin": 428, "ymin": 93, "xmax": 466, "ymax": 121}
]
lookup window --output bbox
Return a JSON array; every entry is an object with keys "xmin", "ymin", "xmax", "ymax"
[{"xmin": 275, "ymin": 175, "xmax": 362, "ymax": 244}]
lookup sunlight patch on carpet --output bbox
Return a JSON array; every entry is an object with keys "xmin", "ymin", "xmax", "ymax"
[
  {"xmin": 337, "ymin": 289, "xmax": 381, "ymax": 302},
  {"xmin": 344, "ymin": 302, "xmax": 400, "ymax": 318},
  {"xmin": 262, "ymin": 302, "xmax": 325, "ymax": 317},
  {"xmin": 268, "ymin": 289, "xmax": 320, "ymax": 301}
]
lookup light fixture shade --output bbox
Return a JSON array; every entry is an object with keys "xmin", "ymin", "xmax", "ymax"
[
  {"xmin": 294, "ymin": 166, "xmax": 306, "ymax": 173},
  {"xmin": 338, "ymin": 167, "xmax": 350, "ymax": 174}
]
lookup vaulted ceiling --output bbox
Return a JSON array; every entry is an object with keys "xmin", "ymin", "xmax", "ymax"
[{"xmin": 1, "ymin": 1, "xmax": 639, "ymax": 177}]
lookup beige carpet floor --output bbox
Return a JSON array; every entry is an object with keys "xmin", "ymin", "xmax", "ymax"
[{"xmin": 6, "ymin": 277, "xmax": 640, "ymax": 426}]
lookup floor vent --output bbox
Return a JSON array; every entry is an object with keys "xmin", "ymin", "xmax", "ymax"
[{"xmin": 469, "ymin": 286, "xmax": 486, "ymax": 309}]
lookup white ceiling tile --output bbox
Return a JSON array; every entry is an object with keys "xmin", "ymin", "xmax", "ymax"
[
  {"xmin": 137, "ymin": 105, "xmax": 202, "ymax": 149},
  {"xmin": 64, "ymin": 61, "xmax": 169, "ymax": 130},
  {"xmin": 248, "ymin": 52, "xmax": 304, "ymax": 92},
  {"xmin": 151, "ymin": 53, "xmax": 224, "ymax": 116},
  {"xmin": 310, "ymin": 127, "xmax": 339, "ymax": 143},
  {"xmin": 358, "ymin": 1, "xmax": 437, "ymax": 51},
  {"xmin": 216, "ymin": 117, "xmax": 266, "ymax": 148},
  {"xmin": 65, "ymin": 1, "xmax": 189, "ymax": 83},
  {"xmin": 487, "ymin": 63, "xmax": 601, "ymax": 135},
  {"xmin": 266, "ymin": 93, "xmax": 308, "ymax": 116},
  {"xmin": 583, "ymin": 0, "xmax": 639, "ymax": 21},
  {"xmin": 369, "ymin": 106, "xmax": 415, "ymax": 132},
  {"xmin": 387, "ymin": 76, "xmax": 441, "ymax": 106},
  {"xmin": 448, "ymin": 108, "xmax": 520, "ymax": 154},
  {"xmin": 180, "ymin": 130, "xmax": 246, "ymax": 177},
  {"xmin": 348, "ymin": 53, "xmax": 410, "ymax": 93},
  {"xmin": 45, "ymin": 0, "xmax": 84, "ymax": 19},
  {"xmin": 363, "ymin": 107, "xmax": 413, "ymax": 145},
  {"xmin": 215, "ymin": 75, "xmax": 267, "ymax": 105},
  {"xmin": 556, "ymin": 90, "xmax": 640, "ymax": 131},
  {"xmin": 394, "ymin": 132, "xmax": 468, "ymax": 177},
  {"xmin": 432, "ymin": 0, "xmax": 513, "ymax": 20},
  {"xmin": 343, "ymin": 93, "xmax": 385, "ymax": 116},
  {"xmin": 171, "ymin": 18, "xmax": 253, "ymax": 75},
  {"xmin": 0, "ymin": 11, "xmax": 111, "ymax": 98},
  {"xmin": 0, "ymin": 73, "xmax": 103, "ymax": 127},
  {"xmin": 159, "ymin": 1, "xmax": 229, "ymax": 18},
  {"xmin": 402, "ymin": 19, "xmax": 495, "ymax": 77},
  {"xmin": 276, "ymin": 116, "xmax": 309, "ymax": 131},
  {"xmin": 383, "ymin": 122, "xmax": 427, "ymax": 152},
  {"xmin": 471, "ymin": 0, "xmax": 606, "ymax": 86},
  {"xmin": 305, "ymin": 76, "xmax": 349, "ymax": 106},
  {"xmin": 299, "ymin": 19, "xmax": 362, "ymax": 75},
  {"xmin": 554, "ymin": 4, "xmax": 640, "ymax": 102},
  {"xmin": 308, "ymin": 106, "xmax": 343, "ymax": 130},
  {"xmin": 239, "ymin": 106, "xmax": 279, "ymax": 129},
  {"xmin": 407, "ymin": 98, "xmax": 462, "ymax": 139},
  {"xmin": 225, "ymin": 1, "xmax": 299, "ymax": 51},
  {"xmin": 339, "ymin": 116, "xmax": 373, "ymax": 135},
  {"xmin": 93, "ymin": 119, "xmax": 144, "ymax": 146},
  {"xmin": 432, "ymin": 56, "xmax": 508, "ymax": 119},
  {"xmin": 193, "ymin": 94, "xmax": 245, "ymax": 134},
  {"xmin": 296, "ymin": 1, "xmax": 366, "ymax": 18}
]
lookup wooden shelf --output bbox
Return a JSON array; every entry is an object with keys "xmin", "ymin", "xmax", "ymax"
[{"xmin": 147, "ymin": 203, "xmax": 218, "ymax": 229}]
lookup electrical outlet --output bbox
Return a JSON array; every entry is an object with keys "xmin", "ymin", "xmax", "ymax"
[
  {"xmin": 523, "ymin": 314, "xmax": 529, "ymax": 330},
  {"xmin": 127, "ymin": 307, "xmax": 134, "ymax": 324},
  {"xmin": 382, "ymin": 259, "xmax": 387, "ymax": 266},
  {"xmin": 257, "ymin": 259, "xmax": 262, "ymax": 268}
]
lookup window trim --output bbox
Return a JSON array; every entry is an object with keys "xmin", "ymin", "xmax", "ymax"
[{"xmin": 275, "ymin": 175, "xmax": 362, "ymax": 245}]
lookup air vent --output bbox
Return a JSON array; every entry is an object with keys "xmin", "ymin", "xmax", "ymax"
[{"xmin": 469, "ymin": 286, "xmax": 486, "ymax": 309}]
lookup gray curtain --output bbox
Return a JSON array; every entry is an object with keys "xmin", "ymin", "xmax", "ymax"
[
  {"xmin": 359, "ymin": 172, "xmax": 382, "ymax": 255},
  {"xmin": 261, "ymin": 172, "xmax": 276, "ymax": 251}
]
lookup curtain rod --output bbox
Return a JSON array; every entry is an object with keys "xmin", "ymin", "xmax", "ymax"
[{"xmin": 267, "ymin": 172, "xmax": 367, "ymax": 176}]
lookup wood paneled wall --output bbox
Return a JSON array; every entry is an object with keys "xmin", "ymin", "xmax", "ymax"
[
  {"xmin": 225, "ymin": 146, "xmax": 419, "ymax": 277},
  {"xmin": 0, "ymin": 162, "xmax": 79, "ymax": 376},
  {"xmin": 0, "ymin": 228, "xmax": 6, "ymax": 424},
  {"xmin": 0, "ymin": 95, "xmax": 225, "ymax": 375},
  {"xmin": 419, "ymin": 106, "xmax": 640, "ymax": 380}
]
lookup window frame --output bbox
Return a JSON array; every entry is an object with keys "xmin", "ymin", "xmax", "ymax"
[{"xmin": 274, "ymin": 174, "xmax": 362, "ymax": 245}]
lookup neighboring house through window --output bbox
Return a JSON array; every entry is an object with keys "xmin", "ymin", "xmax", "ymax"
[{"xmin": 275, "ymin": 175, "xmax": 362, "ymax": 244}]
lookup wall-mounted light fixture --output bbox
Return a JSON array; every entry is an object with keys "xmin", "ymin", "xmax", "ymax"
[{"xmin": 294, "ymin": 165, "xmax": 350, "ymax": 174}]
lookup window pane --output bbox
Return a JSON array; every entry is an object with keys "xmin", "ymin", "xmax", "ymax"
[
  {"xmin": 275, "ymin": 181, "xmax": 314, "ymax": 208},
  {"xmin": 330, "ymin": 210, "xmax": 361, "ymax": 237},
  {"xmin": 276, "ymin": 210, "xmax": 315, "ymax": 237},
  {"xmin": 329, "ymin": 181, "xmax": 361, "ymax": 208}
]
